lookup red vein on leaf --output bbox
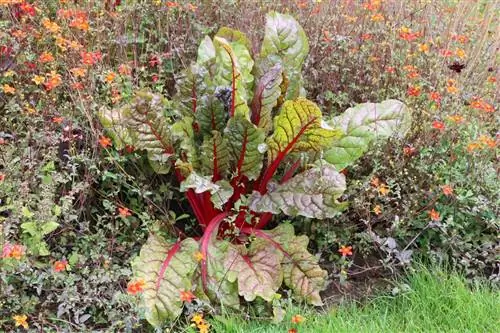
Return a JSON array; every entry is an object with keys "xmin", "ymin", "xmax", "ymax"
[{"xmin": 156, "ymin": 241, "xmax": 182, "ymax": 290}]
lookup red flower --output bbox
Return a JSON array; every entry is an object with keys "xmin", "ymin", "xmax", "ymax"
[
  {"xmin": 432, "ymin": 120, "xmax": 445, "ymax": 131},
  {"xmin": 179, "ymin": 290, "xmax": 196, "ymax": 303},
  {"xmin": 439, "ymin": 49, "xmax": 453, "ymax": 57},
  {"xmin": 152, "ymin": 74, "xmax": 159, "ymax": 82},
  {"xmin": 403, "ymin": 145, "xmax": 417, "ymax": 156},
  {"xmin": 0, "ymin": 173, "xmax": 4, "ymax": 182},
  {"xmin": 52, "ymin": 117, "xmax": 64, "ymax": 124},
  {"xmin": 338, "ymin": 245, "xmax": 353, "ymax": 257},
  {"xmin": 288, "ymin": 329, "xmax": 298, "ymax": 333},
  {"xmin": 291, "ymin": 314, "xmax": 305, "ymax": 324},
  {"xmin": 53, "ymin": 260, "xmax": 68, "ymax": 272},
  {"xmin": 149, "ymin": 56, "xmax": 160, "ymax": 67},
  {"xmin": 429, "ymin": 91, "xmax": 441, "ymax": 105}
]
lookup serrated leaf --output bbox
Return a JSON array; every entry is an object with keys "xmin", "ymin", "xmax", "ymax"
[
  {"xmin": 180, "ymin": 172, "xmax": 233, "ymax": 210},
  {"xmin": 249, "ymin": 161, "xmax": 347, "ymax": 219},
  {"xmin": 250, "ymin": 63, "xmax": 283, "ymax": 133},
  {"xmin": 224, "ymin": 241, "xmax": 283, "ymax": 302},
  {"xmin": 133, "ymin": 236, "xmax": 198, "ymax": 327},
  {"xmin": 324, "ymin": 99, "xmax": 410, "ymax": 170},
  {"xmin": 225, "ymin": 114, "xmax": 265, "ymax": 180},
  {"xmin": 200, "ymin": 131, "xmax": 230, "ymax": 178},
  {"xmin": 252, "ymin": 224, "xmax": 327, "ymax": 306},
  {"xmin": 267, "ymin": 98, "xmax": 342, "ymax": 162}
]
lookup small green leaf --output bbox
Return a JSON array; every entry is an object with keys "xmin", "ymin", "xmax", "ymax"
[
  {"xmin": 41, "ymin": 221, "xmax": 59, "ymax": 235},
  {"xmin": 21, "ymin": 207, "xmax": 34, "ymax": 219}
]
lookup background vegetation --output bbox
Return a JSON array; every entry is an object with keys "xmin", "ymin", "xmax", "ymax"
[{"xmin": 1, "ymin": 0, "xmax": 498, "ymax": 331}]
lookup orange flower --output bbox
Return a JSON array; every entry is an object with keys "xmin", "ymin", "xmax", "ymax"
[
  {"xmin": 429, "ymin": 91, "xmax": 441, "ymax": 104},
  {"xmin": 403, "ymin": 145, "xmax": 417, "ymax": 156},
  {"xmin": 288, "ymin": 329, "xmax": 297, "ymax": 333},
  {"xmin": 291, "ymin": 314, "xmax": 305, "ymax": 324},
  {"xmin": 418, "ymin": 43, "xmax": 429, "ymax": 53},
  {"xmin": 118, "ymin": 206, "xmax": 131, "ymax": 217},
  {"xmin": 399, "ymin": 27, "xmax": 421, "ymax": 42},
  {"xmin": 296, "ymin": 0, "xmax": 308, "ymax": 9},
  {"xmin": 363, "ymin": 0, "xmax": 381, "ymax": 11},
  {"xmin": 191, "ymin": 313, "xmax": 204, "ymax": 325},
  {"xmin": 442, "ymin": 185, "xmax": 453, "ymax": 196},
  {"xmin": 2, "ymin": 243, "xmax": 25, "ymax": 260},
  {"xmin": 53, "ymin": 260, "xmax": 68, "ymax": 272},
  {"xmin": 428, "ymin": 209, "xmax": 440, "ymax": 221},
  {"xmin": 105, "ymin": 72, "xmax": 116, "ymax": 83},
  {"xmin": 166, "ymin": 1, "xmax": 179, "ymax": 7},
  {"xmin": 361, "ymin": 33, "xmax": 373, "ymax": 41},
  {"xmin": 470, "ymin": 97, "xmax": 494, "ymax": 113},
  {"xmin": 466, "ymin": 142, "xmax": 482, "ymax": 153},
  {"xmin": 378, "ymin": 184, "xmax": 390, "ymax": 196},
  {"xmin": 371, "ymin": 13, "xmax": 384, "ymax": 22},
  {"xmin": 99, "ymin": 136, "xmax": 112, "ymax": 148},
  {"xmin": 52, "ymin": 117, "xmax": 64, "ymax": 124},
  {"xmin": 0, "ymin": 173, "xmax": 4, "ymax": 181},
  {"xmin": 44, "ymin": 72, "xmax": 62, "ymax": 91},
  {"xmin": 373, "ymin": 205, "xmax": 382, "ymax": 215},
  {"xmin": 12, "ymin": 314, "xmax": 28, "ymax": 329},
  {"xmin": 447, "ymin": 115, "xmax": 465, "ymax": 123},
  {"xmin": 41, "ymin": 18, "xmax": 60, "ymax": 33},
  {"xmin": 39, "ymin": 52, "xmax": 55, "ymax": 63},
  {"xmin": 451, "ymin": 34, "xmax": 469, "ymax": 44},
  {"xmin": 186, "ymin": 3, "xmax": 197, "ymax": 12},
  {"xmin": 487, "ymin": 76, "xmax": 496, "ymax": 83},
  {"xmin": 2, "ymin": 84, "xmax": 15, "ymax": 94},
  {"xmin": 118, "ymin": 64, "xmax": 131, "ymax": 76},
  {"xmin": 479, "ymin": 135, "xmax": 496, "ymax": 148},
  {"xmin": 127, "ymin": 278, "xmax": 146, "ymax": 295},
  {"xmin": 407, "ymin": 85, "xmax": 421, "ymax": 97},
  {"xmin": 70, "ymin": 67, "xmax": 87, "ymax": 78},
  {"xmin": 455, "ymin": 48, "xmax": 466, "ymax": 59},
  {"xmin": 193, "ymin": 251, "xmax": 205, "ymax": 262},
  {"xmin": 432, "ymin": 120, "xmax": 445, "ymax": 131},
  {"xmin": 338, "ymin": 245, "xmax": 353, "ymax": 257},
  {"xmin": 80, "ymin": 51, "xmax": 102, "ymax": 65},
  {"xmin": 180, "ymin": 290, "xmax": 196, "ymax": 303},
  {"xmin": 69, "ymin": 17, "xmax": 89, "ymax": 31}
]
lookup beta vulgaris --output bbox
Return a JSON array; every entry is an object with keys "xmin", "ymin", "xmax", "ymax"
[{"xmin": 100, "ymin": 12, "xmax": 410, "ymax": 328}]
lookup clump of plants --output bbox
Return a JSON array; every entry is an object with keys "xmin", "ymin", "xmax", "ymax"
[{"xmin": 101, "ymin": 12, "xmax": 410, "ymax": 327}]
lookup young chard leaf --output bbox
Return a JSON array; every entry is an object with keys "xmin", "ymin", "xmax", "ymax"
[{"xmin": 251, "ymin": 63, "xmax": 283, "ymax": 133}]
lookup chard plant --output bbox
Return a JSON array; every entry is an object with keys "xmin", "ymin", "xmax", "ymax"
[{"xmin": 101, "ymin": 12, "xmax": 410, "ymax": 327}]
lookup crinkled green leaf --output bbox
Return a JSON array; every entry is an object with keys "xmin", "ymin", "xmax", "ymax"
[
  {"xmin": 249, "ymin": 161, "xmax": 347, "ymax": 219},
  {"xmin": 214, "ymin": 37, "xmax": 253, "ymax": 116},
  {"xmin": 200, "ymin": 131, "xmax": 230, "ymax": 178},
  {"xmin": 180, "ymin": 172, "xmax": 233, "ymax": 210},
  {"xmin": 174, "ymin": 63, "xmax": 207, "ymax": 116},
  {"xmin": 171, "ymin": 116, "xmax": 199, "ymax": 169},
  {"xmin": 325, "ymin": 99, "xmax": 411, "ymax": 170},
  {"xmin": 224, "ymin": 241, "xmax": 283, "ymax": 302},
  {"xmin": 267, "ymin": 98, "xmax": 342, "ymax": 162},
  {"xmin": 255, "ymin": 224, "xmax": 327, "ymax": 306},
  {"xmin": 133, "ymin": 236, "xmax": 198, "ymax": 327},
  {"xmin": 196, "ymin": 93, "xmax": 228, "ymax": 135},
  {"xmin": 98, "ymin": 106, "xmax": 133, "ymax": 150},
  {"xmin": 225, "ymin": 113, "xmax": 265, "ymax": 180},
  {"xmin": 260, "ymin": 12, "xmax": 309, "ymax": 99},
  {"xmin": 108, "ymin": 90, "xmax": 173, "ymax": 173},
  {"xmin": 203, "ymin": 236, "xmax": 240, "ymax": 308},
  {"xmin": 250, "ymin": 63, "xmax": 283, "ymax": 133},
  {"xmin": 216, "ymin": 27, "xmax": 252, "ymax": 52}
]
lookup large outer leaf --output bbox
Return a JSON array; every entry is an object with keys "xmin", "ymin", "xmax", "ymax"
[
  {"xmin": 267, "ymin": 98, "xmax": 342, "ymax": 162},
  {"xmin": 133, "ymin": 236, "xmax": 198, "ymax": 327},
  {"xmin": 250, "ymin": 161, "xmax": 347, "ymax": 219},
  {"xmin": 224, "ymin": 241, "xmax": 283, "ymax": 302},
  {"xmin": 252, "ymin": 224, "xmax": 327, "ymax": 306},
  {"xmin": 216, "ymin": 27, "xmax": 252, "ymax": 53},
  {"xmin": 116, "ymin": 91, "xmax": 173, "ymax": 173},
  {"xmin": 180, "ymin": 172, "xmax": 233, "ymax": 210},
  {"xmin": 260, "ymin": 12, "xmax": 308, "ymax": 100},
  {"xmin": 250, "ymin": 63, "xmax": 283, "ymax": 133},
  {"xmin": 225, "ymin": 114, "xmax": 265, "ymax": 180},
  {"xmin": 200, "ymin": 131, "xmax": 230, "ymax": 178},
  {"xmin": 324, "ymin": 99, "xmax": 410, "ymax": 170},
  {"xmin": 197, "ymin": 36, "xmax": 216, "ymax": 66},
  {"xmin": 214, "ymin": 37, "xmax": 253, "ymax": 117}
]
